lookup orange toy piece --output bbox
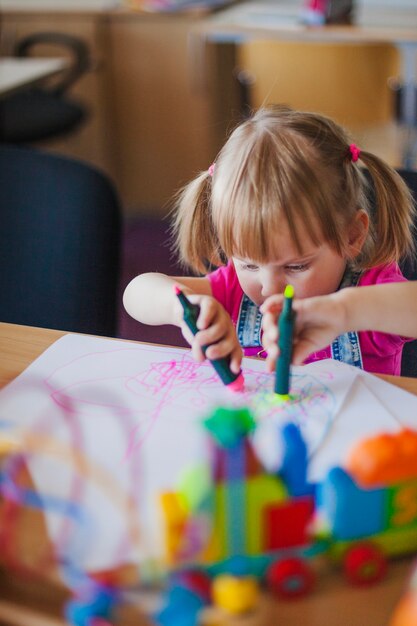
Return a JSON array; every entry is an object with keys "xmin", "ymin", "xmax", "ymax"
[
  {"xmin": 390, "ymin": 593, "xmax": 417, "ymax": 626},
  {"xmin": 390, "ymin": 560, "xmax": 417, "ymax": 626},
  {"xmin": 346, "ymin": 429, "xmax": 417, "ymax": 487}
]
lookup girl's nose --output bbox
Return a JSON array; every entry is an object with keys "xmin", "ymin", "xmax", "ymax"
[{"xmin": 261, "ymin": 272, "xmax": 285, "ymax": 299}]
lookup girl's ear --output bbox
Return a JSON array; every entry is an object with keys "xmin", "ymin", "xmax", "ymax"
[{"xmin": 346, "ymin": 210, "xmax": 369, "ymax": 258}]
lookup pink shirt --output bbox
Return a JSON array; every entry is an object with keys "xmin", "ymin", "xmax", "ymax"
[{"xmin": 208, "ymin": 261, "xmax": 409, "ymax": 376}]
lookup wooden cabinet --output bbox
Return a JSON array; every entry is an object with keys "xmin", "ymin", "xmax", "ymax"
[
  {"xmin": 0, "ymin": 8, "xmax": 240, "ymax": 217},
  {"xmin": 237, "ymin": 40, "xmax": 401, "ymax": 166},
  {"xmin": 107, "ymin": 12, "xmax": 238, "ymax": 215}
]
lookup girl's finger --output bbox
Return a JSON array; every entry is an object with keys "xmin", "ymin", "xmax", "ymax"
[
  {"xmin": 195, "ymin": 297, "xmax": 218, "ymax": 330},
  {"xmin": 262, "ymin": 316, "xmax": 279, "ymax": 342},
  {"xmin": 205, "ymin": 335, "xmax": 237, "ymax": 361},
  {"xmin": 260, "ymin": 295, "xmax": 284, "ymax": 314},
  {"xmin": 191, "ymin": 339, "xmax": 205, "ymax": 363},
  {"xmin": 181, "ymin": 324, "xmax": 195, "ymax": 346},
  {"xmin": 229, "ymin": 345, "xmax": 243, "ymax": 374}
]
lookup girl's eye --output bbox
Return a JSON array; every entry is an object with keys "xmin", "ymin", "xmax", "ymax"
[
  {"xmin": 285, "ymin": 264, "xmax": 309, "ymax": 273},
  {"xmin": 241, "ymin": 263, "xmax": 259, "ymax": 272}
]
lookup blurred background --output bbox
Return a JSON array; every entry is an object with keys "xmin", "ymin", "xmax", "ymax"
[{"xmin": 1, "ymin": 0, "xmax": 416, "ymax": 344}]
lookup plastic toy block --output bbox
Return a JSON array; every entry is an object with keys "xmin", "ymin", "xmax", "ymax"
[
  {"xmin": 204, "ymin": 407, "xmax": 255, "ymax": 449},
  {"xmin": 224, "ymin": 438, "xmax": 246, "ymax": 482},
  {"xmin": 246, "ymin": 474, "xmax": 287, "ymax": 555},
  {"xmin": 213, "ymin": 438, "xmax": 262, "ymax": 483},
  {"xmin": 320, "ymin": 467, "xmax": 385, "ymax": 541},
  {"xmin": 225, "ymin": 477, "xmax": 246, "ymax": 556},
  {"xmin": 160, "ymin": 492, "xmax": 188, "ymax": 525},
  {"xmin": 386, "ymin": 480, "xmax": 417, "ymax": 530},
  {"xmin": 208, "ymin": 554, "xmax": 270, "ymax": 580},
  {"xmin": 347, "ymin": 429, "xmax": 417, "ymax": 487},
  {"xmin": 154, "ymin": 585, "xmax": 204, "ymax": 626},
  {"xmin": 280, "ymin": 423, "xmax": 314, "ymax": 497},
  {"xmin": 223, "ymin": 439, "xmax": 246, "ymax": 555},
  {"xmin": 173, "ymin": 569, "xmax": 212, "ymax": 602},
  {"xmin": 212, "ymin": 574, "xmax": 260, "ymax": 614},
  {"xmin": 178, "ymin": 464, "xmax": 212, "ymax": 513},
  {"xmin": 160, "ymin": 492, "xmax": 189, "ymax": 563},
  {"xmin": 264, "ymin": 496, "xmax": 314, "ymax": 550},
  {"xmin": 65, "ymin": 587, "xmax": 116, "ymax": 626},
  {"xmin": 65, "ymin": 601, "xmax": 93, "ymax": 626},
  {"xmin": 205, "ymin": 483, "xmax": 227, "ymax": 562},
  {"xmin": 223, "ymin": 555, "xmax": 253, "ymax": 577},
  {"xmin": 266, "ymin": 557, "xmax": 315, "ymax": 598}
]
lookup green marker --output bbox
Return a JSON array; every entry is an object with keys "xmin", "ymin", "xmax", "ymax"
[
  {"xmin": 174, "ymin": 285, "xmax": 245, "ymax": 392},
  {"xmin": 274, "ymin": 284, "xmax": 296, "ymax": 399}
]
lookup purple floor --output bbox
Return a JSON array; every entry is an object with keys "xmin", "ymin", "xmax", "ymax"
[{"xmin": 118, "ymin": 216, "xmax": 188, "ymax": 347}]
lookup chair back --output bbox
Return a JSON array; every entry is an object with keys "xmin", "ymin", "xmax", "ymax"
[
  {"xmin": 0, "ymin": 146, "xmax": 121, "ymax": 336},
  {"xmin": 0, "ymin": 32, "xmax": 89, "ymax": 144},
  {"xmin": 15, "ymin": 32, "xmax": 90, "ymax": 97}
]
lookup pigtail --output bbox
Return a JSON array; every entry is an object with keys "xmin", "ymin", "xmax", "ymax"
[
  {"xmin": 171, "ymin": 171, "xmax": 223, "ymax": 275},
  {"xmin": 358, "ymin": 150, "xmax": 416, "ymax": 267}
]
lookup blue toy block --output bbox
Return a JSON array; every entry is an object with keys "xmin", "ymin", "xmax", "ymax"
[
  {"xmin": 223, "ymin": 554, "xmax": 253, "ymax": 577},
  {"xmin": 65, "ymin": 586, "xmax": 116, "ymax": 626},
  {"xmin": 224, "ymin": 439, "xmax": 246, "ymax": 555},
  {"xmin": 280, "ymin": 423, "xmax": 315, "ymax": 497},
  {"xmin": 154, "ymin": 585, "xmax": 204, "ymax": 626},
  {"xmin": 65, "ymin": 601, "xmax": 90, "ymax": 626},
  {"xmin": 320, "ymin": 467, "xmax": 385, "ymax": 540}
]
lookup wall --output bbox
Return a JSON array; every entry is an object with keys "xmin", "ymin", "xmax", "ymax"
[{"xmin": 238, "ymin": 41, "xmax": 401, "ymax": 165}]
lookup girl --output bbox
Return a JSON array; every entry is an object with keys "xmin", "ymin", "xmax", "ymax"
[{"xmin": 123, "ymin": 105, "xmax": 415, "ymax": 376}]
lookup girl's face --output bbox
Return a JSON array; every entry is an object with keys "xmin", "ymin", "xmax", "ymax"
[{"xmin": 232, "ymin": 215, "xmax": 367, "ymax": 306}]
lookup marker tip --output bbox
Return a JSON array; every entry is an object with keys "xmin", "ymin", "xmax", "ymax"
[{"xmin": 226, "ymin": 372, "xmax": 245, "ymax": 393}]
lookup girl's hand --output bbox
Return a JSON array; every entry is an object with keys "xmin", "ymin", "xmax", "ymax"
[
  {"xmin": 261, "ymin": 293, "xmax": 347, "ymax": 372},
  {"xmin": 260, "ymin": 296, "xmax": 282, "ymax": 372},
  {"xmin": 178, "ymin": 294, "xmax": 243, "ymax": 374}
]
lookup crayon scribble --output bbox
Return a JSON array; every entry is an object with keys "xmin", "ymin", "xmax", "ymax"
[{"xmin": 41, "ymin": 347, "xmax": 337, "ymax": 462}]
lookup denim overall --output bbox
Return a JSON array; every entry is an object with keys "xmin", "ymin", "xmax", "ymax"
[{"xmin": 236, "ymin": 266, "xmax": 364, "ymax": 369}]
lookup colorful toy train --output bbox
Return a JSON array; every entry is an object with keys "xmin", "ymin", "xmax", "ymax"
[
  {"xmin": 156, "ymin": 406, "xmax": 417, "ymax": 622},
  {"xmin": 1, "ymin": 405, "xmax": 417, "ymax": 626}
]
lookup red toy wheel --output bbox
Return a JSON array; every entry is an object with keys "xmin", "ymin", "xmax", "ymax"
[
  {"xmin": 266, "ymin": 557, "xmax": 315, "ymax": 599},
  {"xmin": 343, "ymin": 542, "xmax": 387, "ymax": 586}
]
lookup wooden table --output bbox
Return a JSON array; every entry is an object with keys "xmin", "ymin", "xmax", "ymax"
[
  {"xmin": 0, "ymin": 57, "xmax": 68, "ymax": 99},
  {"xmin": 0, "ymin": 321, "xmax": 416, "ymax": 626}
]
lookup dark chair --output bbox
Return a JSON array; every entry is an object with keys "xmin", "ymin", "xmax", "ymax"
[
  {"xmin": 0, "ymin": 145, "xmax": 121, "ymax": 336},
  {"xmin": 396, "ymin": 169, "xmax": 417, "ymax": 378},
  {"xmin": 0, "ymin": 32, "xmax": 90, "ymax": 144}
]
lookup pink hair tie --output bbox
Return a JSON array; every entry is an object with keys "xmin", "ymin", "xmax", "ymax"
[
  {"xmin": 349, "ymin": 143, "xmax": 361, "ymax": 163},
  {"xmin": 208, "ymin": 162, "xmax": 216, "ymax": 177}
]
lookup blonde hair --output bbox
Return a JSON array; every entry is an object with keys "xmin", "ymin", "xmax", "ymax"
[{"xmin": 172, "ymin": 105, "xmax": 415, "ymax": 275}]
